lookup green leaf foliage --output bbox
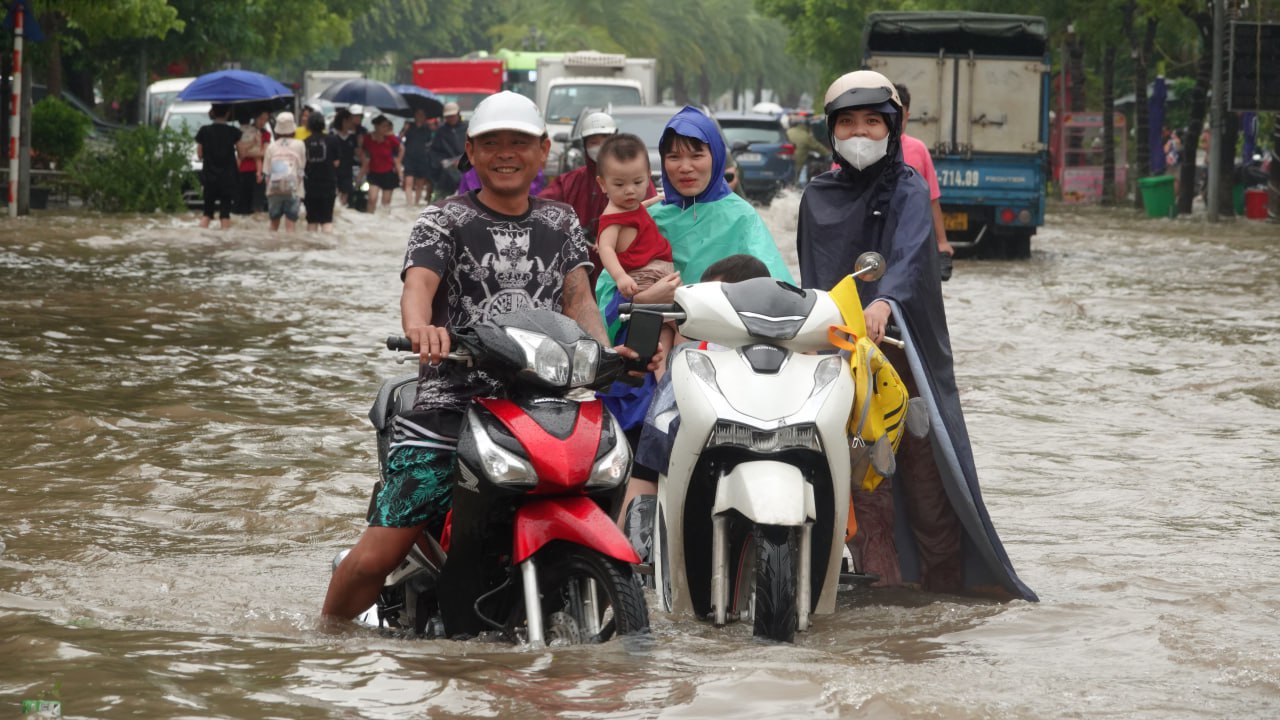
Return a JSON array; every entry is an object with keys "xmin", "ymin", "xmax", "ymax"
[
  {"xmin": 70, "ymin": 126, "xmax": 195, "ymax": 213},
  {"xmin": 31, "ymin": 97, "xmax": 92, "ymax": 166}
]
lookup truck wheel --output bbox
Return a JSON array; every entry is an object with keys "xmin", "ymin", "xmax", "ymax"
[
  {"xmin": 1003, "ymin": 230, "xmax": 1032, "ymax": 259},
  {"xmin": 752, "ymin": 525, "xmax": 799, "ymax": 642}
]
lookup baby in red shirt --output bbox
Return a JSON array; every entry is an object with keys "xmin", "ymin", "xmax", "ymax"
[{"xmin": 595, "ymin": 132, "xmax": 676, "ymax": 360}]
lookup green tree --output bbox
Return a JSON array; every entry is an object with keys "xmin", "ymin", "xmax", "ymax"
[{"xmin": 34, "ymin": 0, "xmax": 183, "ymax": 97}]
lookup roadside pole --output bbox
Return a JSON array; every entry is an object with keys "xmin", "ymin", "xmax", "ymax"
[
  {"xmin": 1207, "ymin": 0, "xmax": 1224, "ymax": 223},
  {"xmin": 8, "ymin": 0, "xmax": 22, "ymax": 217}
]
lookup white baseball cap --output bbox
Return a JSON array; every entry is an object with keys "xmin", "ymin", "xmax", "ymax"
[
  {"xmin": 466, "ymin": 91, "xmax": 545, "ymax": 138},
  {"xmin": 348, "ymin": 103, "xmax": 365, "ymax": 116}
]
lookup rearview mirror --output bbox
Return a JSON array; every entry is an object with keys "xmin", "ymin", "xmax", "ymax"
[{"xmin": 852, "ymin": 252, "xmax": 886, "ymax": 282}]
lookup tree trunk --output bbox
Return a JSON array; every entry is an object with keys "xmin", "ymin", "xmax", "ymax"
[
  {"xmin": 756, "ymin": 73, "xmax": 765, "ymax": 109},
  {"xmin": 43, "ymin": 13, "xmax": 65, "ymax": 98},
  {"xmin": 673, "ymin": 66, "xmax": 689, "ymax": 106},
  {"xmin": 1271, "ymin": 116, "xmax": 1280, "ymax": 219},
  {"xmin": 1178, "ymin": 6, "xmax": 1212, "ymax": 214},
  {"xmin": 1066, "ymin": 30, "xmax": 1086, "ymax": 170},
  {"xmin": 1133, "ymin": 17, "xmax": 1157, "ymax": 208},
  {"xmin": 1216, "ymin": 111, "xmax": 1238, "ymax": 215},
  {"xmin": 1068, "ymin": 34, "xmax": 1086, "ymax": 112},
  {"xmin": 135, "ymin": 42, "xmax": 148, "ymax": 125},
  {"xmin": 1102, "ymin": 44, "xmax": 1117, "ymax": 205},
  {"xmin": 697, "ymin": 68, "xmax": 710, "ymax": 107}
]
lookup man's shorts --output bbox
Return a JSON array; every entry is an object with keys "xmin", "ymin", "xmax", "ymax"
[
  {"xmin": 267, "ymin": 194, "xmax": 301, "ymax": 221},
  {"xmin": 367, "ymin": 446, "xmax": 457, "ymax": 534}
]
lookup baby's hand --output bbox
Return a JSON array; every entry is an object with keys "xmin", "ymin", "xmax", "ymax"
[
  {"xmin": 642, "ymin": 194, "xmax": 663, "ymax": 207},
  {"xmin": 618, "ymin": 276, "xmax": 640, "ymax": 298}
]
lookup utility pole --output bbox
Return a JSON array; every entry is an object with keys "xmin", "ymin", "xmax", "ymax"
[{"xmin": 1207, "ymin": 0, "xmax": 1224, "ymax": 222}]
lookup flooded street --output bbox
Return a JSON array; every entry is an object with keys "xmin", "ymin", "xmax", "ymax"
[{"xmin": 2, "ymin": 198, "xmax": 1279, "ymax": 718}]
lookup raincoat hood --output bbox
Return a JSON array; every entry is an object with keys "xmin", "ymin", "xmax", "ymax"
[{"xmin": 660, "ymin": 106, "xmax": 733, "ymax": 207}]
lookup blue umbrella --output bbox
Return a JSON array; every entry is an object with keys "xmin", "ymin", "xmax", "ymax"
[
  {"xmin": 319, "ymin": 78, "xmax": 409, "ymax": 115},
  {"xmin": 393, "ymin": 84, "xmax": 445, "ymax": 117},
  {"xmin": 178, "ymin": 69, "xmax": 293, "ymax": 104}
]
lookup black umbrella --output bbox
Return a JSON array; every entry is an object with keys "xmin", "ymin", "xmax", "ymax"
[
  {"xmin": 319, "ymin": 78, "xmax": 409, "ymax": 115},
  {"xmin": 393, "ymin": 84, "xmax": 445, "ymax": 118}
]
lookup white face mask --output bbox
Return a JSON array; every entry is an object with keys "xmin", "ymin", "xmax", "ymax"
[
  {"xmin": 835, "ymin": 135, "xmax": 889, "ymax": 170},
  {"xmin": 586, "ymin": 145, "xmax": 602, "ymax": 162}
]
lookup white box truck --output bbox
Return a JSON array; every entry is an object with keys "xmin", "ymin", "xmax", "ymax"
[
  {"xmin": 863, "ymin": 12, "xmax": 1050, "ymax": 258},
  {"xmin": 535, "ymin": 52, "xmax": 658, "ymax": 175}
]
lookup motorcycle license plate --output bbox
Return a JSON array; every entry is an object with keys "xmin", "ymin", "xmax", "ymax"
[
  {"xmin": 943, "ymin": 212, "xmax": 969, "ymax": 231},
  {"xmin": 736, "ymin": 152, "xmax": 763, "ymax": 162}
]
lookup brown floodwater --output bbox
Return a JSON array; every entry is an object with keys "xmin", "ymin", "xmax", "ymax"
[{"xmin": 2, "ymin": 199, "xmax": 1278, "ymax": 718}]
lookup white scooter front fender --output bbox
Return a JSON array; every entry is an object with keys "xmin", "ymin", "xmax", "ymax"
[{"xmin": 712, "ymin": 460, "xmax": 815, "ymax": 526}]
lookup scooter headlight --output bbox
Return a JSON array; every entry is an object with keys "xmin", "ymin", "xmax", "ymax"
[
  {"xmin": 708, "ymin": 421, "xmax": 823, "ymax": 453},
  {"xmin": 587, "ymin": 414, "xmax": 632, "ymax": 488},
  {"xmin": 471, "ymin": 413, "xmax": 537, "ymax": 488},
  {"xmin": 571, "ymin": 339, "xmax": 599, "ymax": 387},
  {"xmin": 507, "ymin": 327, "xmax": 571, "ymax": 387}
]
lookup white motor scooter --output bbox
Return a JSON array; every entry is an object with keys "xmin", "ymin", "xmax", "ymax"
[{"xmin": 621, "ymin": 253, "xmax": 887, "ymax": 642}]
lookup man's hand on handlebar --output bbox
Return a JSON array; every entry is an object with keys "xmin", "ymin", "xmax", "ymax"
[
  {"xmin": 406, "ymin": 325, "xmax": 451, "ymax": 365},
  {"xmin": 864, "ymin": 300, "xmax": 892, "ymax": 345}
]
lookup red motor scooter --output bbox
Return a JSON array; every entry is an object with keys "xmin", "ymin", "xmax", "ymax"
[{"xmin": 336, "ymin": 309, "xmax": 649, "ymax": 646}]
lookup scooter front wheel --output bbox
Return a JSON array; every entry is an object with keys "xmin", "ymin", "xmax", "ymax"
[
  {"xmin": 511, "ymin": 542, "xmax": 650, "ymax": 645},
  {"xmin": 753, "ymin": 525, "xmax": 799, "ymax": 642}
]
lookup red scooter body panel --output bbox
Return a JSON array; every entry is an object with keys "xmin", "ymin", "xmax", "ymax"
[
  {"xmin": 513, "ymin": 496, "xmax": 641, "ymax": 564},
  {"xmin": 476, "ymin": 397, "xmax": 604, "ymax": 493}
]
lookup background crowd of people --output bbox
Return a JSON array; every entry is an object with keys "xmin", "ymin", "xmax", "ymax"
[{"xmin": 194, "ymin": 100, "xmax": 471, "ymax": 231}]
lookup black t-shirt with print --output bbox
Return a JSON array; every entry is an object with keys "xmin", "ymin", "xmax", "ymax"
[
  {"xmin": 304, "ymin": 133, "xmax": 343, "ymax": 190},
  {"xmin": 402, "ymin": 190, "xmax": 592, "ymax": 415}
]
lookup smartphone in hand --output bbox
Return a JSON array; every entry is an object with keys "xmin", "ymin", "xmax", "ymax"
[{"xmin": 624, "ymin": 309, "xmax": 664, "ymax": 372}]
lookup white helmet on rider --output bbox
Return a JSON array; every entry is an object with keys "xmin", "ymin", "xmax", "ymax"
[
  {"xmin": 823, "ymin": 70, "xmax": 903, "ymax": 171},
  {"xmin": 580, "ymin": 112, "xmax": 618, "ymax": 139},
  {"xmin": 823, "ymin": 70, "xmax": 902, "ymax": 131},
  {"xmin": 467, "ymin": 91, "xmax": 546, "ymax": 138}
]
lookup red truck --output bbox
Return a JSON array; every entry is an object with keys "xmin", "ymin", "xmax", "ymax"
[{"xmin": 411, "ymin": 58, "xmax": 504, "ymax": 114}]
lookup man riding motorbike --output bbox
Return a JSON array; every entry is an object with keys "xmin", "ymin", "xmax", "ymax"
[{"xmin": 322, "ymin": 92, "xmax": 664, "ymax": 625}]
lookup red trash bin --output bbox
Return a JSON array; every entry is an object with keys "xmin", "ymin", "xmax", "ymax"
[{"xmin": 1244, "ymin": 189, "xmax": 1269, "ymax": 219}]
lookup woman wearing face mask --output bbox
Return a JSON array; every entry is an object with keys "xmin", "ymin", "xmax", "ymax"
[{"xmin": 797, "ymin": 71, "xmax": 1036, "ymax": 602}]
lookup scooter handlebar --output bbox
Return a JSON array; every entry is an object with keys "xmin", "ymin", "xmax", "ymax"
[
  {"xmin": 618, "ymin": 303, "xmax": 680, "ymax": 315},
  {"xmin": 386, "ymin": 335, "xmax": 414, "ymax": 352}
]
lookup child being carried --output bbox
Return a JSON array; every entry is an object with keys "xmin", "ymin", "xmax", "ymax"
[{"xmin": 595, "ymin": 133, "xmax": 676, "ymax": 359}]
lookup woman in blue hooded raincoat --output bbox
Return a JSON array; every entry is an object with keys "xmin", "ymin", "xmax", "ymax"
[
  {"xmin": 797, "ymin": 70, "xmax": 1036, "ymax": 601},
  {"xmin": 598, "ymin": 106, "xmax": 793, "ymax": 518}
]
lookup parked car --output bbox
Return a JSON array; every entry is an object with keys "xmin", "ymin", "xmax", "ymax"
[
  {"xmin": 715, "ymin": 112, "xmax": 795, "ymax": 202},
  {"xmin": 556, "ymin": 104, "xmax": 745, "ymax": 196},
  {"xmin": 145, "ymin": 77, "xmax": 195, "ymax": 127}
]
